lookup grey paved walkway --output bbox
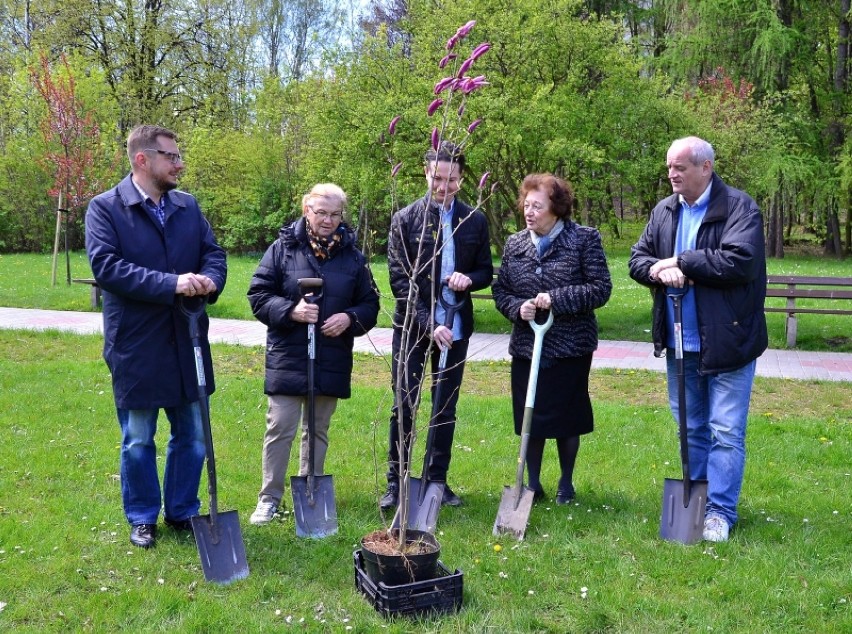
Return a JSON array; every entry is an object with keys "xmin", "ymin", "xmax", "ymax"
[{"xmin": 2, "ymin": 307, "xmax": 851, "ymax": 382}]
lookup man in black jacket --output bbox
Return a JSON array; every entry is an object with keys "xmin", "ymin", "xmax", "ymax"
[
  {"xmin": 629, "ymin": 136, "xmax": 767, "ymax": 542},
  {"xmin": 382, "ymin": 142, "xmax": 493, "ymax": 509}
]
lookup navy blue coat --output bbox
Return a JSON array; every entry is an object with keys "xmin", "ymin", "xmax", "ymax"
[
  {"xmin": 85, "ymin": 174, "xmax": 227, "ymax": 409},
  {"xmin": 628, "ymin": 173, "xmax": 767, "ymax": 375},
  {"xmin": 247, "ymin": 218, "xmax": 379, "ymax": 398}
]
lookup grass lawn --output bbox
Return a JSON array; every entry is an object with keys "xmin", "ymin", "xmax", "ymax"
[
  {"xmin": 0, "ymin": 331, "xmax": 849, "ymax": 632},
  {"xmin": 1, "ymin": 244, "xmax": 851, "ymax": 352}
]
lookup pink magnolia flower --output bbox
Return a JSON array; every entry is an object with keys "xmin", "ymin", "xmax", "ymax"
[
  {"xmin": 461, "ymin": 75, "xmax": 489, "ymax": 94},
  {"xmin": 434, "ymin": 77, "xmax": 455, "ymax": 95},
  {"xmin": 438, "ymin": 53, "xmax": 457, "ymax": 69},
  {"xmin": 471, "ymin": 43, "xmax": 491, "ymax": 60},
  {"xmin": 467, "ymin": 119, "xmax": 483, "ymax": 134},
  {"xmin": 431, "ymin": 128, "xmax": 440, "ymax": 150},
  {"xmin": 446, "ymin": 35, "xmax": 458, "ymax": 51},
  {"xmin": 391, "ymin": 162, "xmax": 403, "ymax": 177},
  {"xmin": 457, "ymin": 58, "xmax": 474, "ymax": 77},
  {"xmin": 388, "ymin": 115, "xmax": 401, "ymax": 135},
  {"xmin": 456, "ymin": 20, "xmax": 476, "ymax": 39},
  {"xmin": 427, "ymin": 98, "xmax": 444, "ymax": 116},
  {"xmin": 478, "ymin": 171, "xmax": 490, "ymax": 189}
]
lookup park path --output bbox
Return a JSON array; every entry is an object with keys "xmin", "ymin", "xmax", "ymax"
[{"xmin": 1, "ymin": 306, "xmax": 851, "ymax": 382}]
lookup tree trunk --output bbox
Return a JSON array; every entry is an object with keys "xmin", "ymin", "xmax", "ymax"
[
  {"xmin": 824, "ymin": 208, "xmax": 843, "ymax": 257},
  {"xmin": 767, "ymin": 190, "xmax": 784, "ymax": 258}
]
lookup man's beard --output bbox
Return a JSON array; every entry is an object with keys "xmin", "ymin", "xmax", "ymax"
[{"xmin": 153, "ymin": 174, "xmax": 178, "ymax": 193}]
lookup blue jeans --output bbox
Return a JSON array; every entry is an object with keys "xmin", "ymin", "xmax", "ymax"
[
  {"xmin": 117, "ymin": 402, "xmax": 206, "ymax": 525},
  {"xmin": 666, "ymin": 352, "xmax": 756, "ymax": 526}
]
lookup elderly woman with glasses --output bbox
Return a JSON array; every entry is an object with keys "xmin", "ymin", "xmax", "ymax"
[
  {"xmin": 246, "ymin": 183, "xmax": 380, "ymax": 525},
  {"xmin": 492, "ymin": 173, "xmax": 612, "ymax": 505}
]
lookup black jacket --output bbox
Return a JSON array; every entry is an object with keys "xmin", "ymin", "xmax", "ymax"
[
  {"xmin": 387, "ymin": 194, "xmax": 493, "ymax": 338},
  {"xmin": 247, "ymin": 218, "xmax": 379, "ymax": 397},
  {"xmin": 493, "ymin": 221, "xmax": 612, "ymax": 361},
  {"xmin": 628, "ymin": 173, "xmax": 767, "ymax": 374}
]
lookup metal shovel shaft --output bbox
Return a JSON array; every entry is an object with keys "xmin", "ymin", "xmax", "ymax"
[
  {"xmin": 659, "ymin": 288, "xmax": 708, "ymax": 544},
  {"xmin": 394, "ymin": 283, "xmax": 465, "ymax": 533},
  {"xmin": 493, "ymin": 309, "xmax": 553, "ymax": 539},
  {"xmin": 291, "ymin": 277, "xmax": 337, "ymax": 538},
  {"xmin": 179, "ymin": 296, "xmax": 249, "ymax": 583}
]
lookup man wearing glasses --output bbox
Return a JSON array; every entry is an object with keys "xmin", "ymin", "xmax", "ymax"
[
  {"xmin": 381, "ymin": 141, "xmax": 493, "ymax": 510},
  {"xmin": 85, "ymin": 125, "xmax": 227, "ymax": 549}
]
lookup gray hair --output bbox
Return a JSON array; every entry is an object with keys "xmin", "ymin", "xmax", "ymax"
[
  {"xmin": 302, "ymin": 183, "xmax": 347, "ymax": 211},
  {"xmin": 671, "ymin": 136, "xmax": 715, "ymax": 168}
]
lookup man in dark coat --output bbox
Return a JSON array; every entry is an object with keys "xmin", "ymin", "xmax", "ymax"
[
  {"xmin": 381, "ymin": 141, "xmax": 493, "ymax": 510},
  {"xmin": 629, "ymin": 136, "xmax": 767, "ymax": 543},
  {"xmin": 85, "ymin": 125, "xmax": 227, "ymax": 549}
]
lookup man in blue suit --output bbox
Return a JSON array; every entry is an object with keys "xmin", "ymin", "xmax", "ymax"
[{"xmin": 85, "ymin": 125, "xmax": 227, "ymax": 549}]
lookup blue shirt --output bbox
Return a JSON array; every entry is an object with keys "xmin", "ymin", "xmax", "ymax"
[
  {"xmin": 132, "ymin": 177, "xmax": 167, "ymax": 227},
  {"xmin": 434, "ymin": 200, "xmax": 463, "ymax": 341},
  {"xmin": 666, "ymin": 183, "xmax": 711, "ymax": 351}
]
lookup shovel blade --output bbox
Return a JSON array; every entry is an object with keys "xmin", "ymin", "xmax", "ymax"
[
  {"xmin": 660, "ymin": 478, "xmax": 709, "ymax": 544},
  {"xmin": 191, "ymin": 511, "xmax": 249, "ymax": 584},
  {"xmin": 391, "ymin": 478, "xmax": 444, "ymax": 534},
  {"xmin": 291, "ymin": 474, "xmax": 338, "ymax": 538},
  {"xmin": 493, "ymin": 485, "xmax": 536, "ymax": 540}
]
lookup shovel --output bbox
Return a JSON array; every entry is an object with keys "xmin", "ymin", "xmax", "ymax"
[
  {"xmin": 493, "ymin": 308, "xmax": 553, "ymax": 540},
  {"xmin": 290, "ymin": 277, "xmax": 338, "ymax": 538},
  {"xmin": 392, "ymin": 282, "xmax": 466, "ymax": 534},
  {"xmin": 179, "ymin": 296, "xmax": 249, "ymax": 584},
  {"xmin": 660, "ymin": 286, "xmax": 708, "ymax": 544}
]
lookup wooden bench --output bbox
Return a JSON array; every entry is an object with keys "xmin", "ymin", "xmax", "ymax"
[
  {"xmin": 72, "ymin": 278, "xmax": 102, "ymax": 309},
  {"xmin": 765, "ymin": 275, "xmax": 852, "ymax": 347}
]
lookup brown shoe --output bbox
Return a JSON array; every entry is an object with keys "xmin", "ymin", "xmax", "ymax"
[{"xmin": 130, "ymin": 523, "xmax": 156, "ymax": 548}]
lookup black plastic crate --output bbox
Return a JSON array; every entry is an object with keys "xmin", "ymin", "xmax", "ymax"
[{"xmin": 353, "ymin": 550, "xmax": 463, "ymax": 618}]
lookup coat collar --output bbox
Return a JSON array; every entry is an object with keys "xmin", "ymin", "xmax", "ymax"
[{"xmin": 661, "ymin": 172, "xmax": 729, "ymax": 223}]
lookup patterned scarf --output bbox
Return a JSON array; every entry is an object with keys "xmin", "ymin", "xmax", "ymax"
[{"xmin": 306, "ymin": 222, "xmax": 344, "ymax": 261}]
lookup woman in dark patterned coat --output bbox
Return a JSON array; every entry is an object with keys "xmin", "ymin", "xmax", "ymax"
[{"xmin": 492, "ymin": 173, "xmax": 612, "ymax": 504}]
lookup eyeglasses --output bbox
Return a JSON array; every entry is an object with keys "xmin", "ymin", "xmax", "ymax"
[
  {"xmin": 144, "ymin": 149, "xmax": 183, "ymax": 165},
  {"xmin": 309, "ymin": 207, "xmax": 343, "ymax": 221},
  {"xmin": 523, "ymin": 201, "xmax": 548, "ymax": 213}
]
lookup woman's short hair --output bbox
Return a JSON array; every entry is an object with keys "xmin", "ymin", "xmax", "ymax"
[
  {"xmin": 302, "ymin": 183, "xmax": 347, "ymax": 211},
  {"xmin": 517, "ymin": 173, "xmax": 574, "ymax": 220}
]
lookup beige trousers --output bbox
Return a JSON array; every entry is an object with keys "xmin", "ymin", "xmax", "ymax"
[{"xmin": 257, "ymin": 394, "xmax": 338, "ymax": 505}]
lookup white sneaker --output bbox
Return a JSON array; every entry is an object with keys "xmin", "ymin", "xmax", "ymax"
[
  {"xmin": 250, "ymin": 501, "xmax": 278, "ymax": 525},
  {"xmin": 702, "ymin": 514, "xmax": 730, "ymax": 542}
]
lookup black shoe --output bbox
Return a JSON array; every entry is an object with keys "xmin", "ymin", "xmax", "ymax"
[
  {"xmin": 164, "ymin": 517, "xmax": 194, "ymax": 533},
  {"xmin": 380, "ymin": 483, "xmax": 399, "ymax": 511},
  {"xmin": 441, "ymin": 485, "xmax": 463, "ymax": 507},
  {"xmin": 556, "ymin": 486, "xmax": 575, "ymax": 505},
  {"xmin": 130, "ymin": 523, "xmax": 156, "ymax": 548},
  {"xmin": 531, "ymin": 487, "xmax": 546, "ymax": 503}
]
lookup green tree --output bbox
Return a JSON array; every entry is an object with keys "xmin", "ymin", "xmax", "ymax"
[{"xmin": 654, "ymin": 0, "xmax": 850, "ymax": 256}]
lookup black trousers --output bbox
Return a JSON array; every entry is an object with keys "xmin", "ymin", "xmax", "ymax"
[{"xmin": 387, "ymin": 327, "xmax": 469, "ymax": 483}]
